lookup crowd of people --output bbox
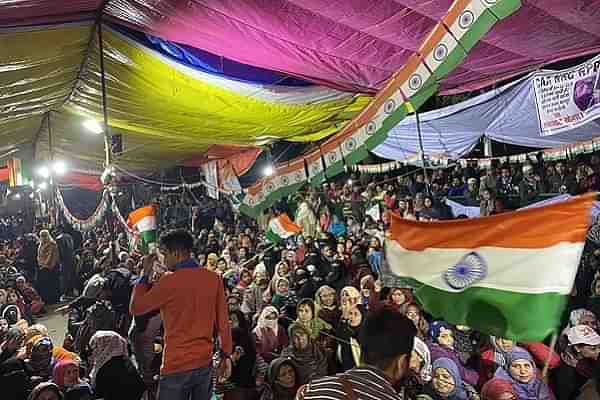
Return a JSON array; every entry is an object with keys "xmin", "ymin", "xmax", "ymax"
[{"xmin": 1, "ymin": 155, "xmax": 600, "ymax": 400}]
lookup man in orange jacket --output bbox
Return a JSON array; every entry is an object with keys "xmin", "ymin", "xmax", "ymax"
[{"xmin": 130, "ymin": 229, "xmax": 232, "ymax": 400}]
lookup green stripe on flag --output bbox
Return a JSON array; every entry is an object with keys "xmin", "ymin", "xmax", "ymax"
[
  {"xmin": 265, "ymin": 229, "xmax": 282, "ymax": 243},
  {"xmin": 408, "ymin": 278, "xmax": 566, "ymax": 342},
  {"xmin": 140, "ymin": 230, "xmax": 157, "ymax": 254}
]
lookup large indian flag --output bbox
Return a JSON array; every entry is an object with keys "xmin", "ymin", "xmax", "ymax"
[
  {"xmin": 385, "ymin": 194, "xmax": 595, "ymax": 341},
  {"xmin": 266, "ymin": 214, "xmax": 302, "ymax": 243},
  {"xmin": 127, "ymin": 205, "xmax": 158, "ymax": 254}
]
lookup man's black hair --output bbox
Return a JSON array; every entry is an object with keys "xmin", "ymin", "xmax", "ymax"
[
  {"xmin": 359, "ymin": 306, "xmax": 416, "ymax": 371},
  {"xmin": 159, "ymin": 229, "xmax": 195, "ymax": 253}
]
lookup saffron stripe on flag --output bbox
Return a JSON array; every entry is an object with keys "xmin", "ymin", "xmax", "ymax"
[{"xmin": 389, "ymin": 194, "xmax": 595, "ymax": 250}]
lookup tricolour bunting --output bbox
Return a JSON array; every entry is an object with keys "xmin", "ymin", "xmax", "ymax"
[
  {"xmin": 266, "ymin": 214, "xmax": 302, "ymax": 243},
  {"xmin": 127, "ymin": 206, "xmax": 158, "ymax": 254},
  {"xmin": 385, "ymin": 194, "xmax": 595, "ymax": 341}
]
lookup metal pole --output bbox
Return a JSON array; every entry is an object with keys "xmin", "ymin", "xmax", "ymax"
[
  {"xmin": 47, "ymin": 113, "xmax": 57, "ymax": 226},
  {"xmin": 414, "ymin": 109, "xmax": 430, "ymax": 194},
  {"xmin": 97, "ymin": 20, "xmax": 112, "ymax": 168},
  {"xmin": 97, "ymin": 19, "xmax": 116, "ymax": 260}
]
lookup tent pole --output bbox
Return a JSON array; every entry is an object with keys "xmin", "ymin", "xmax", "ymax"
[
  {"xmin": 414, "ymin": 109, "xmax": 430, "ymax": 194},
  {"xmin": 97, "ymin": 20, "xmax": 112, "ymax": 168},
  {"xmin": 97, "ymin": 19, "xmax": 117, "ymax": 258}
]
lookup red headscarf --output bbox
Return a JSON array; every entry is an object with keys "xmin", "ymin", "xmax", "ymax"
[
  {"xmin": 481, "ymin": 378, "xmax": 517, "ymax": 400},
  {"xmin": 52, "ymin": 360, "xmax": 79, "ymax": 389}
]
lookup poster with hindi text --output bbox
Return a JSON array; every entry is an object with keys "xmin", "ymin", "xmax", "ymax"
[{"xmin": 533, "ymin": 55, "xmax": 600, "ymax": 136}]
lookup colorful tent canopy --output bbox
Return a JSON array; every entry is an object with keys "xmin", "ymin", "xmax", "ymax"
[
  {"xmin": 1, "ymin": 0, "xmax": 599, "ymax": 178},
  {"xmin": 102, "ymin": 0, "xmax": 600, "ymax": 94},
  {"xmin": 2, "ymin": 22, "xmax": 369, "ymax": 171}
]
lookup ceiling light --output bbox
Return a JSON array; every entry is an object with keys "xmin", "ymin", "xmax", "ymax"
[
  {"xmin": 37, "ymin": 166, "xmax": 50, "ymax": 179},
  {"xmin": 83, "ymin": 119, "xmax": 104, "ymax": 134},
  {"xmin": 52, "ymin": 160, "xmax": 67, "ymax": 175},
  {"xmin": 263, "ymin": 164, "xmax": 274, "ymax": 177}
]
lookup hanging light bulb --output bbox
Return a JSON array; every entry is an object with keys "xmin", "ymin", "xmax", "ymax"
[{"xmin": 263, "ymin": 164, "xmax": 274, "ymax": 177}]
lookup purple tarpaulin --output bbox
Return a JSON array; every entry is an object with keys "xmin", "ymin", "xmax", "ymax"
[
  {"xmin": 104, "ymin": 0, "xmax": 600, "ymax": 94},
  {"xmin": 2, "ymin": 1, "xmax": 600, "ymax": 95}
]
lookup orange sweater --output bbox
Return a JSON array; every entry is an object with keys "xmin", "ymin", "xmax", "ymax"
[{"xmin": 130, "ymin": 267, "xmax": 232, "ymax": 375}]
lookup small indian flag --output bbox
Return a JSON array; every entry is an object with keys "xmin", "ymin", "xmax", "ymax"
[
  {"xmin": 385, "ymin": 194, "xmax": 595, "ymax": 341},
  {"xmin": 127, "ymin": 205, "xmax": 158, "ymax": 254},
  {"xmin": 266, "ymin": 213, "xmax": 302, "ymax": 243}
]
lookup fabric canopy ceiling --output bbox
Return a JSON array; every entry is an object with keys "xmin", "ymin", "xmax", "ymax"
[
  {"xmin": 1, "ymin": 0, "xmax": 600, "ymax": 173},
  {"xmin": 104, "ymin": 0, "xmax": 600, "ymax": 94},
  {"xmin": 2, "ymin": 22, "xmax": 368, "ymax": 171},
  {"xmin": 373, "ymin": 69, "xmax": 600, "ymax": 162}
]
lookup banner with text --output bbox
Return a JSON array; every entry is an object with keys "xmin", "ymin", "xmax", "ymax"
[{"xmin": 533, "ymin": 55, "xmax": 600, "ymax": 136}]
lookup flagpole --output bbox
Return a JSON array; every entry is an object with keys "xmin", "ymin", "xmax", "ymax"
[
  {"xmin": 541, "ymin": 332, "xmax": 558, "ymax": 379},
  {"xmin": 413, "ymin": 105, "xmax": 430, "ymax": 195}
]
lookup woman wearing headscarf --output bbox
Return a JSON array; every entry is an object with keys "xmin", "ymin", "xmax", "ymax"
[
  {"xmin": 29, "ymin": 382, "xmax": 63, "ymax": 400},
  {"xmin": 88, "ymin": 331, "xmax": 145, "ymax": 400},
  {"xmin": 253, "ymin": 306, "xmax": 288, "ymax": 364},
  {"xmin": 295, "ymin": 298, "xmax": 332, "ymax": 342},
  {"xmin": 281, "ymin": 323, "xmax": 327, "ymax": 381},
  {"xmin": 27, "ymin": 336, "xmax": 55, "ymax": 381},
  {"xmin": 421, "ymin": 357, "xmax": 479, "ymax": 400},
  {"xmin": 271, "ymin": 277, "xmax": 292, "ymax": 312},
  {"xmin": 481, "ymin": 378, "xmax": 517, "ymax": 400},
  {"xmin": 0, "ymin": 355, "xmax": 32, "ymax": 400},
  {"xmin": 336, "ymin": 305, "xmax": 364, "ymax": 372},
  {"xmin": 405, "ymin": 337, "xmax": 433, "ymax": 399},
  {"xmin": 406, "ymin": 302, "xmax": 430, "ymax": 340},
  {"xmin": 340, "ymin": 286, "xmax": 361, "ymax": 319},
  {"xmin": 52, "ymin": 360, "xmax": 89, "ymax": 392},
  {"xmin": 428, "ymin": 321, "xmax": 479, "ymax": 387},
  {"xmin": 37, "ymin": 230, "xmax": 61, "ymax": 304},
  {"xmin": 220, "ymin": 309, "xmax": 258, "ymax": 400},
  {"xmin": 258, "ymin": 357, "xmax": 304, "ymax": 400},
  {"xmin": 314, "ymin": 285, "xmax": 341, "ymax": 328},
  {"xmin": 552, "ymin": 325, "xmax": 600, "ymax": 400},
  {"xmin": 494, "ymin": 346, "xmax": 554, "ymax": 400},
  {"xmin": 269, "ymin": 261, "xmax": 291, "ymax": 294},
  {"xmin": 480, "ymin": 336, "xmax": 515, "ymax": 386}
]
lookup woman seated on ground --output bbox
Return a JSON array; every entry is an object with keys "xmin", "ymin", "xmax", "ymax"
[
  {"xmin": 259, "ymin": 357, "xmax": 304, "ymax": 400},
  {"xmin": 52, "ymin": 360, "xmax": 90, "ymax": 393},
  {"xmin": 494, "ymin": 346, "xmax": 554, "ymax": 400},
  {"xmin": 421, "ymin": 357, "xmax": 479, "ymax": 400},
  {"xmin": 89, "ymin": 330, "xmax": 145, "ymax": 400},
  {"xmin": 253, "ymin": 306, "xmax": 288, "ymax": 364},
  {"xmin": 295, "ymin": 298, "xmax": 332, "ymax": 342},
  {"xmin": 428, "ymin": 321, "xmax": 479, "ymax": 387},
  {"xmin": 281, "ymin": 323, "xmax": 327, "ymax": 382},
  {"xmin": 481, "ymin": 378, "xmax": 518, "ymax": 400},
  {"xmin": 29, "ymin": 382, "xmax": 64, "ymax": 400}
]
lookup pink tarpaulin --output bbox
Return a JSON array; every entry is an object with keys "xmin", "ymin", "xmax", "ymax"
[
  {"xmin": 104, "ymin": 0, "xmax": 600, "ymax": 94},
  {"xmin": 2, "ymin": 1, "xmax": 600, "ymax": 95}
]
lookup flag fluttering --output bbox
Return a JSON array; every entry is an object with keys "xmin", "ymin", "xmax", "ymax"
[
  {"xmin": 266, "ymin": 213, "xmax": 302, "ymax": 243},
  {"xmin": 127, "ymin": 205, "xmax": 158, "ymax": 254},
  {"xmin": 385, "ymin": 194, "xmax": 595, "ymax": 341}
]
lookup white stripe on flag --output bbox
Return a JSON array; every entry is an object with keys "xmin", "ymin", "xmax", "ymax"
[
  {"xmin": 386, "ymin": 240, "xmax": 582, "ymax": 295},
  {"xmin": 136, "ymin": 215, "xmax": 157, "ymax": 233}
]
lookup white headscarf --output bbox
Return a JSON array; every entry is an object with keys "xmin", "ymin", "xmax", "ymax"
[
  {"xmin": 413, "ymin": 337, "xmax": 432, "ymax": 382},
  {"xmin": 254, "ymin": 306, "xmax": 279, "ymax": 339},
  {"xmin": 89, "ymin": 331, "xmax": 128, "ymax": 384}
]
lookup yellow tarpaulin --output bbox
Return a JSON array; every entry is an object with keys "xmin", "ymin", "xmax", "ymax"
[{"xmin": 1, "ymin": 23, "xmax": 371, "ymax": 170}]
